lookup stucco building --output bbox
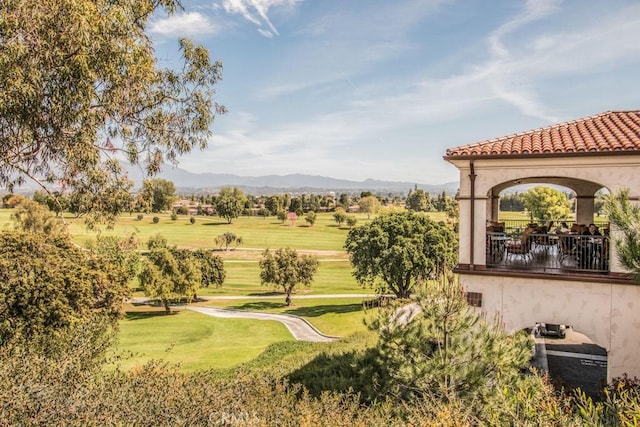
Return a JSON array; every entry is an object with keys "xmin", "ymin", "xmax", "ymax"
[{"xmin": 444, "ymin": 110, "xmax": 640, "ymax": 381}]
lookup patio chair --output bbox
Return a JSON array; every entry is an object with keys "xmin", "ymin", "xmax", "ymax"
[
  {"xmin": 558, "ymin": 233, "xmax": 579, "ymax": 264},
  {"xmin": 505, "ymin": 231, "xmax": 533, "ymax": 265}
]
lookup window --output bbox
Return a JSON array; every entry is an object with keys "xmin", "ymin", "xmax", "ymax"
[{"xmin": 466, "ymin": 291, "xmax": 482, "ymax": 308}]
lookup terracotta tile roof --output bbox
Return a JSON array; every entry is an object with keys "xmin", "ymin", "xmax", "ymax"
[{"xmin": 444, "ymin": 110, "xmax": 640, "ymax": 159}]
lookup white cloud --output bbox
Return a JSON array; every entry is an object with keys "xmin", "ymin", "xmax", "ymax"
[
  {"xmin": 221, "ymin": 0, "xmax": 302, "ymax": 37},
  {"xmin": 150, "ymin": 12, "xmax": 218, "ymax": 36},
  {"xmin": 179, "ymin": 1, "xmax": 640, "ymax": 182},
  {"xmin": 446, "ymin": 0, "xmax": 640, "ymax": 123}
]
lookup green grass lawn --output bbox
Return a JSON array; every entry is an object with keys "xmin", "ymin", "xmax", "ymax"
[
  {"xmin": 114, "ymin": 299, "xmax": 376, "ymax": 371},
  {"xmin": 196, "ymin": 296, "xmax": 375, "ymax": 337},
  {"xmin": 0, "ymin": 207, "xmax": 433, "ymax": 372},
  {"xmin": 63, "ymin": 211, "xmax": 364, "ymax": 252},
  {"xmin": 194, "ymin": 259, "xmax": 364, "ymax": 297},
  {"xmin": 113, "ymin": 306, "xmax": 295, "ymax": 372}
]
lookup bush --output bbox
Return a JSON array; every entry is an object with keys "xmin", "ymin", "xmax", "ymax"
[
  {"xmin": 190, "ymin": 216, "xmax": 196, "ymax": 224},
  {"xmin": 170, "ymin": 213, "xmax": 178, "ymax": 221},
  {"xmin": 152, "ymin": 216, "xmax": 159, "ymax": 224},
  {"xmin": 136, "ymin": 214, "xmax": 143, "ymax": 221}
]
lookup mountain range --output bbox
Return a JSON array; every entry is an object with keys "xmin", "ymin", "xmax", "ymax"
[{"xmin": 129, "ymin": 166, "xmax": 459, "ymax": 196}]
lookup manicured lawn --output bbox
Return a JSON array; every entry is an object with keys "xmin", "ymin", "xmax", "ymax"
[
  {"xmin": 0, "ymin": 207, "xmax": 441, "ymax": 372},
  {"xmin": 113, "ymin": 306, "xmax": 295, "ymax": 372},
  {"xmin": 193, "ymin": 259, "xmax": 364, "ymax": 297},
  {"xmin": 114, "ymin": 298, "xmax": 376, "ymax": 371},
  {"xmin": 62, "ymin": 212, "xmax": 364, "ymax": 252},
  {"xmin": 196, "ymin": 296, "xmax": 376, "ymax": 337}
]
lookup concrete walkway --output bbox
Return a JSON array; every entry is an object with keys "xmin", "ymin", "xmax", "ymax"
[{"xmin": 187, "ymin": 306, "xmax": 339, "ymax": 343}]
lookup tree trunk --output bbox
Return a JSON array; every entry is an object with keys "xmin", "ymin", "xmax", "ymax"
[{"xmin": 162, "ymin": 299, "xmax": 171, "ymax": 314}]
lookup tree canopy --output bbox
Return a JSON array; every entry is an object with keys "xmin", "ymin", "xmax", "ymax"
[
  {"xmin": 359, "ymin": 195, "xmax": 381, "ymax": 219},
  {"xmin": 215, "ymin": 187, "xmax": 247, "ymax": 224},
  {"xmin": 138, "ymin": 246, "xmax": 201, "ymax": 314},
  {"xmin": 345, "ymin": 211, "xmax": 457, "ymax": 298},
  {"xmin": 0, "ymin": 229, "xmax": 130, "ymax": 346},
  {"xmin": 259, "ymin": 248, "xmax": 319, "ymax": 305},
  {"xmin": 604, "ymin": 188, "xmax": 640, "ymax": 283},
  {"xmin": 367, "ymin": 274, "xmax": 532, "ymax": 407},
  {"xmin": 0, "ymin": 0, "xmax": 225, "ymax": 223},
  {"xmin": 406, "ymin": 188, "xmax": 430, "ymax": 212},
  {"xmin": 140, "ymin": 179, "xmax": 177, "ymax": 213},
  {"xmin": 522, "ymin": 186, "xmax": 571, "ymax": 221},
  {"xmin": 214, "ymin": 232, "xmax": 243, "ymax": 251}
]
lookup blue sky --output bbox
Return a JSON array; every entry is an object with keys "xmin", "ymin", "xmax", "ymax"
[{"xmin": 149, "ymin": 0, "xmax": 640, "ymax": 185}]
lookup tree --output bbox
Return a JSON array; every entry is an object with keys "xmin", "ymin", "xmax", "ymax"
[
  {"xmin": 522, "ymin": 186, "xmax": 571, "ymax": 221},
  {"xmin": 138, "ymin": 244, "xmax": 201, "ymax": 314},
  {"xmin": 604, "ymin": 188, "xmax": 640, "ymax": 283},
  {"xmin": 277, "ymin": 210, "xmax": 287, "ymax": 223},
  {"xmin": 214, "ymin": 232, "xmax": 243, "ymax": 251},
  {"xmin": 215, "ymin": 187, "xmax": 247, "ymax": 224},
  {"xmin": 192, "ymin": 249, "xmax": 225, "ymax": 289},
  {"xmin": 367, "ymin": 273, "xmax": 532, "ymax": 408},
  {"xmin": 338, "ymin": 193, "xmax": 351, "ymax": 209},
  {"xmin": 0, "ymin": 229, "xmax": 129, "ymax": 346},
  {"xmin": 406, "ymin": 188, "xmax": 429, "ymax": 212},
  {"xmin": 259, "ymin": 248, "xmax": 319, "ymax": 306},
  {"xmin": 85, "ymin": 234, "xmax": 140, "ymax": 282},
  {"xmin": 333, "ymin": 207, "xmax": 348, "ymax": 227},
  {"xmin": 289, "ymin": 197, "xmax": 302, "ymax": 213},
  {"xmin": 359, "ymin": 195, "xmax": 381, "ymax": 219},
  {"xmin": 265, "ymin": 195, "xmax": 282, "ymax": 215},
  {"xmin": 305, "ymin": 211, "xmax": 317, "ymax": 226},
  {"xmin": 140, "ymin": 179, "xmax": 177, "ymax": 213},
  {"xmin": 10, "ymin": 198, "xmax": 67, "ymax": 236},
  {"xmin": 33, "ymin": 190, "xmax": 67, "ymax": 216},
  {"xmin": 346, "ymin": 215, "xmax": 358, "ymax": 228},
  {"xmin": 345, "ymin": 211, "xmax": 457, "ymax": 298},
  {"xmin": 499, "ymin": 192, "xmax": 525, "ymax": 212},
  {"xmin": 0, "ymin": 0, "xmax": 225, "ymax": 224},
  {"xmin": 84, "ymin": 234, "xmax": 140, "ymax": 317}
]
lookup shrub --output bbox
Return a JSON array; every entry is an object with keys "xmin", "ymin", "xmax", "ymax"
[
  {"xmin": 190, "ymin": 216, "xmax": 196, "ymax": 224},
  {"xmin": 136, "ymin": 214, "xmax": 143, "ymax": 221},
  {"xmin": 152, "ymin": 216, "xmax": 159, "ymax": 224},
  {"xmin": 170, "ymin": 213, "xmax": 178, "ymax": 221}
]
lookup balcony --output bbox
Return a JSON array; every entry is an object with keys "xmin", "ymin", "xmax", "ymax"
[{"xmin": 486, "ymin": 231, "xmax": 610, "ymax": 274}]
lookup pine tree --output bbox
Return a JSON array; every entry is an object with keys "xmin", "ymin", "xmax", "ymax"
[
  {"xmin": 368, "ymin": 272, "xmax": 531, "ymax": 407},
  {"xmin": 604, "ymin": 188, "xmax": 640, "ymax": 283}
]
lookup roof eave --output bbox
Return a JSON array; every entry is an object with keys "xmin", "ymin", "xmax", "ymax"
[{"xmin": 443, "ymin": 149, "xmax": 640, "ymax": 162}]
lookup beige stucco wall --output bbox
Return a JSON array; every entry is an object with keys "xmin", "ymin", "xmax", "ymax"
[
  {"xmin": 448, "ymin": 153, "xmax": 640, "ymax": 380},
  {"xmin": 460, "ymin": 273, "xmax": 640, "ymax": 380}
]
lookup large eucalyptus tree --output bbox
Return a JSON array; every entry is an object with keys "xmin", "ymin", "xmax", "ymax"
[{"xmin": 0, "ymin": 0, "xmax": 226, "ymax": 224}]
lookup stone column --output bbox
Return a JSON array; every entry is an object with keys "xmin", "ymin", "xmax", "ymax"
[{"xmin": 575, "ymin": 195, "xmax": 595, "ymax": 225}]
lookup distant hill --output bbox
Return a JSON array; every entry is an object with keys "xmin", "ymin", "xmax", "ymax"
[{"xmin": 126, "ymin": 166, "xmax": 459, "ymax": 196}]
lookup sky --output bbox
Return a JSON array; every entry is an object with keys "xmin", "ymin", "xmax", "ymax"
[{"xmin": 148, "ymin": 0, "xmax": 640, "ymax": 185}]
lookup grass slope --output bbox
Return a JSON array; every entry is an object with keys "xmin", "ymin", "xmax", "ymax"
[{"xmin": 114, "ymin": 306, "xmax": 294, "ymax": 372}]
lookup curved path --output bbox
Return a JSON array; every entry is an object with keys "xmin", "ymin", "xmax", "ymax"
[{"xmin": 187, "ymin": 306, "xmax": 338, "ymax": 343}]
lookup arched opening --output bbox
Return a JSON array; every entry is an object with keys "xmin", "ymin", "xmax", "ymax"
[
  {"xmin": 535, "ymin": 325, "xmax": 608, "ymax": 400},
  {"xmin": 485, "ymin": 178, "xmax": 611, "ymax": 274},
  {"xmin": 487, "ymin": 176, "xmax": 609, "ymax": 225}
]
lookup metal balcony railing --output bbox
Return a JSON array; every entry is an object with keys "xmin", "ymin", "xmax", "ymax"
[{"xmin": 486, "ymin": 232, "xmax": 610, "ymax": 273}]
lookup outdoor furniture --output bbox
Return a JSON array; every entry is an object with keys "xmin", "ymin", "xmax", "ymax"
[
  {"xmin": 505, "ymin": 232, "xmax": 533, "ymax": 265},
  {"xmin": 486, "ymin": 232, "xmax": 510, "ymax": 264},
  {"xmin": 558, "ymin": 233, "xmax": 580, "ymax": 264}
]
